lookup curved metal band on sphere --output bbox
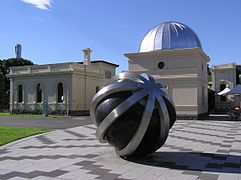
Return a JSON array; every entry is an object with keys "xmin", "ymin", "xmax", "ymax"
[{"xmin": 90, "ymin": 72, "xmax": 176, "ymax": 157}]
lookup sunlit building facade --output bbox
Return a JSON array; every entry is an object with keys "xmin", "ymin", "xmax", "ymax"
[
  {"xmin": 7, "ymin": 48, "xmax": 118, "ymax": 115},
  {"xmin": 125, "ymin": 21, "xmax": 210, "ymax": 119}
]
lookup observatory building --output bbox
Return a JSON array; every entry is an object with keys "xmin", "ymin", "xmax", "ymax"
[{"xmin": 125, "ymin": 21, "xmax": 210, "ymax": 119}]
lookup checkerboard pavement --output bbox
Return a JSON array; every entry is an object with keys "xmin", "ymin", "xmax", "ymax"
[{"xmin": 0, "ymin": 120, "xmax": 241, "ymax": 180}]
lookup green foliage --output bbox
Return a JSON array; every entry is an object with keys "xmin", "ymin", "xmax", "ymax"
[
  {"xmin": 208, "ymin": 74, "xmax": 212, "ymax": 82},
  {"xmin": 0, "ymin": 58, "xmax": 34, "ymax": 109},
  {"xmin": 0, "ymin": 58, "xmax": 33, "ymax": 75},
  {"xmin": 207, "ymin": 64, "xmax": 212, "ymax": 76},
  {"xmin": 0, "ymin": 71, "xmax": 5, "ymax": 109},
  {"xmin": 207, "ymin": 64, "xmax": 212, "ymax": 82},
  {"xmin": 0, "ymin": 126, "xmax": 50, "ymax": 146}
]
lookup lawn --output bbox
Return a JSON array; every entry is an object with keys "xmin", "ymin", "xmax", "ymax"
[
  {"xmin": 0, "ymin": 113, "xmax": 63, "ymax": 118},
  {"xmin": 0, "ymin": 126, "xmax": 50, "ymax": 146}
]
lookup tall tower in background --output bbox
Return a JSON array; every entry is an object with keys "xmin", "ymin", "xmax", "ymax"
[{"xmin": 15, "ymin": 44, "xmax": 22, "ymax": 58}]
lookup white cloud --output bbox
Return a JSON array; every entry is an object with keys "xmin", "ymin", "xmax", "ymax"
[{"xmin": 21, "ymin": 0, "xmax": 53, "ymax": 10}]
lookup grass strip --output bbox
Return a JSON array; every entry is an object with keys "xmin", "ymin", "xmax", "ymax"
[
  {"xmin": 0, "ymin": 113, "xmax": 63, "ymax": 118},
  {"xmin": 0, "ymin": 126, "xmax": 50, "ymax": 146}
]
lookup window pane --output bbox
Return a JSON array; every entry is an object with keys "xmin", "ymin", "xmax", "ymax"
[
  {"xmin": 105, "ymin": 70, "xmax": 112, "ymax": 79},
  {"xmin": 37, "ymin": 84, "xmax": 42, "ymax": 103},
  {"xmin": 18, "ymin": 85, "xmax": 23, "ymax": 103},
  {"xmin": 57, "ymin": 83, "xmax": 63, "ymax": 102}
]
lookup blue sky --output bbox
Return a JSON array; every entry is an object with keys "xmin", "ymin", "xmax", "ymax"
[{"xmin": 1, "ymin": 0, "xmax": 241, "ymax": 72}]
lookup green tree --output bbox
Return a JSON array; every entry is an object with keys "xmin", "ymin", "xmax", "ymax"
[
  {"xmin": 0, "ymin": 71, "xmax": 5, "ymax": 109},
  {"xmin": 0, "ymin": 58, "xmax": 34, "ymax": 109}
]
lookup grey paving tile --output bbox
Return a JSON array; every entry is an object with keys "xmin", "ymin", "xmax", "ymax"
[
  {"xmin": 64, "ymin": 130, "xmax": 86, "ymax": 138},
  {"xmin": 84, "ymin": 125, "xmax": 97, "ymax": 130},
  {"xmin": 26, "ymin": 171, "xmax": 45, "ymax": 178},
  {"xmin": 217, "ymin": 173, "xmax": 240, "ymax": 180},
  {"xmin": 0, "ymin": 154, "xmax": 88, "ymax": 162},
  {"xmin": 0, "ymin": 169, "xmax": 69, "ymax": 179},
  {"xmin": 82, "ymin": 154, "xmax": 98, "ymax": 159},
  {"xmin": 198, "ymin": 173, "xmax": 219, "ymax": 180},
  {"xmin": 216, "ymin": 149, "xmax": 230, "ymax": 153},
  {"xmin": 8, "ymin": 177, "xmax": 30, "ymax": 180},
  {"xmin": 219, "ymin": 144, "xmax": 232, "ymax": 148},
  {"xmin": 0, "ymin": 150, "xmax": 9, "ymax": 154},
  {"xmin": 35, "ymin": 136, "xmax": 55, "ymax": 145},
  {"xmin": 44, "ymin": 169, "xmax": 68, "ymax": 177},
  {"xmin": 222, "ymin": 140, "xmax": 233, "ymax": 143},
  {"xmin": 0, "ymin": 120, "xmax": 241, "ymax": 179},
  {"xmin": 63, "ymin": 138, "xmax": 96, "ymax": 141},
  {"xmin": 182, "ymin": 170, "xmax": 201, "ymax": 176},
  {"xmin": 82, "ymin": 164, "xmax": 102, "ymax": 170},
  {"xmin": 89, "ymin": 168, "xmax": 110, "ymax": 175},
  {"xmin": 21, "ymin": 144, "xmax": 108, "ymax": 149},
  {"xmin": 230, "ymin": 149, "xmax": 241, "ymax": 153},
  {"xmin": 0, "ymin": 171, "xmax": 43, "ymax": 179},
  {"xmin": 0, "ymin": 172, "xmax": 25, "ymax": 180},
  {"xmin": 58, "ymin": 169, "xmax": 98, "ymax": 179},
  {"xmin": 60, "ymin": 165, "xmax": 80, "ymax": 171},
  {"xmin": 96, "ymin": 172, "xmax": 120, "ymax": 180},
  {"xmin": 74, "ymin": 160, "xmax": 95, "ymax": 167}
]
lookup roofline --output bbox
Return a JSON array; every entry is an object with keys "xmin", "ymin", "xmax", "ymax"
[
  {"xmin": 79, "ymin": 60, "xmax": 119, "ymax": 67},
  {"xmin": 8, "ymin": 62, "xmax": 76, "ymax": 69},
  {"xmin": 9, "ymin": 60, "xmax": 119, "ymax": 70},
  {"xmin": 125, "ymin": 47, "xmax": 210, "ymax": 62}
]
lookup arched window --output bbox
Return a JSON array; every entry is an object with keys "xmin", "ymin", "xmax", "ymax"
[
  {"xmin": 96, "ymin": 86, "xmax": 100, "ymax": 93},
  {"xmin": 57, "ymin": 82, "xmax": 64, "ymax": 103},
  {"xmin": 17, "ymin": 85, "xmax": 23, "ymax": 103},
  {"xmin": 220, "ymin": 83, "xmax": 226, "ymax": 102},
  {"xmin": 37, "ymin": 84, "xmax": 42, "ymax": 103}
]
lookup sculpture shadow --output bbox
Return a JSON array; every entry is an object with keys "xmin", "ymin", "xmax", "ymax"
[{"xmin": 124, "ymin": 151, "xmax": 241, "ymax": 174}]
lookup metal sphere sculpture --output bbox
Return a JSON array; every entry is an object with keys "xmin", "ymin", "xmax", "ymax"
[{"xmin": 90, "ymin": 72, "xmax": 176, "ymax": 157}]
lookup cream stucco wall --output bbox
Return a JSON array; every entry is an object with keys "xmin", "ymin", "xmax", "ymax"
[
  {"xmin": 8, "ymin": 61, "xmax": 118, "ymax": 115},
  {"xmin": 125, "ymin": 48, "xmax": 209, "ymax": 118},
  {"xmin": 212, "ymin": 63, "xmax": 236, "ymax": 91},
  {"xmin": 9, "ymin": 72, "xmax": 71, "ymax": 113},
  {"xmin": 211, "ymin": 63, "xmax": 237, "ymax": 110}
]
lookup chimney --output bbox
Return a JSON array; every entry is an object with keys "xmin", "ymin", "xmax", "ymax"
[
  {"xmin": 83, "ymin": 48, "xmax": 92, "ymax": 65},
  {"xmin": 15, "ymin": 44, "xmax": 22, "ymax": 58}
]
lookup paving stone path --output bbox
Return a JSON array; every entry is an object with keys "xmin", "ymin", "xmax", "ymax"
[{"xmin": 0, "ymin": 120, "xmax": 241, "ymax": 180}]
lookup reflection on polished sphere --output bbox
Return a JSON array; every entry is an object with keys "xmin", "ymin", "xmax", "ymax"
[{"xmin": 90, "ymin": 72, "xmax": 176, "ymax": 157}]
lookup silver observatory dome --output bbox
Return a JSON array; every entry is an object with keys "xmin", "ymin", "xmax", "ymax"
[{"xmin": 139, "ymin": 21, "xmax": 202, "ymax": 52}]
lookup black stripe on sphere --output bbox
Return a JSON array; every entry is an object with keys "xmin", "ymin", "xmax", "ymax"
[{"xmin": 95, "ymin": 91, "xmax": 143, "ymax": 150}]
